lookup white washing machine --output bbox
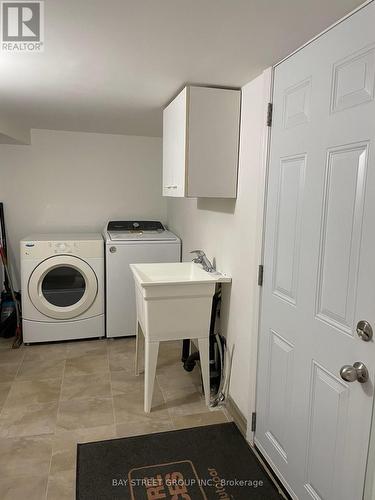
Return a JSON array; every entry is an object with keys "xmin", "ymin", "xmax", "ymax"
[
  {"xmin": 20, "ymin": 233, "xmax": 105, "ymax": 343},
  {"xmin": 104, "ymin": 221, "xmax": 181, "ymax": 338}
]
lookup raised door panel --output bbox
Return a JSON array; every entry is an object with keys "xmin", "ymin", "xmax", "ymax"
[
  {"xmin": 264, "ymin": 330, "xmax": 294, "ymax": 464},
  {"xmin": 283, "ymin": 78, "xmax": 311, "ymax": 129},
  {"xmin": 272, "ymin": 154, "xmax": 305, "ymax": 305},
  {"xmin": 316, "ymin": 142, "xmax": 368, "ymax": 335},
  {"xmin": 331, "ymin": 44, "xmax": 375, "ymax": 113},
  {"xmin": 304, "ymin": 362, "xmax": 349, "ymax": 500}
]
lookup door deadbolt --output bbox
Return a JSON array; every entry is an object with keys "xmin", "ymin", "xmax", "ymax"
[
  {"xmin": 340, "ymin": 362, "xmax": 369, "ymax": 383},
  {"xmin": 356, "ymin": 320, "xmax": 373, "ymax": 342},
  {"xmin": 109, "ymin": 246, "xmax": 117, "ymax": 253}
]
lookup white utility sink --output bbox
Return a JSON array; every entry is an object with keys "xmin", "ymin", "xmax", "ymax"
[
  {"xmin": 130, "ymin": 261, "xmax": 231, "ymax": 286},
  {"xmin": 130, "ymin": 264, "xmax": 231, "ymax": 339},
  {"xmin": 130, "ymin": 262, "xmax": 231, "ymax": 413}
]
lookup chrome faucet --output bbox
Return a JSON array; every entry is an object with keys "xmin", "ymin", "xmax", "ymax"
[{"xmin": 190, "ymin": 250, "xmax": 215, "ymax": 273}]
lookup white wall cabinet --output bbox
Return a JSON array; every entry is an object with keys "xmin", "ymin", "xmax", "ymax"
[{"xmin": 163, "ymin": 86, "xmax": 241, "ymax": 198}]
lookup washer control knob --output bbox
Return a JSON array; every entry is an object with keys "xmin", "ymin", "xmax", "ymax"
[
  {"xmin": 109, "ymin": 246, "xmax": 117, "ymax": 253},
  {"xmin": 56, "ymin": 242, "xmax": 67, "ymax": 251}
]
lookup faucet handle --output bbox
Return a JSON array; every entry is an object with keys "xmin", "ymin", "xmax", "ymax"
[{"xmin": 190, "ymin": 250, "xmax": 205, "ymax": 256}]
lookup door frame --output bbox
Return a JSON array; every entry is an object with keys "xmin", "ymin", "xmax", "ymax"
[
  {"xmin": 247, "ymin": 2, "xmax": 375, "ymax": 499},
  {"xmin": 246, "ymin": 66, "xmax": 273, "ymax": 444}
]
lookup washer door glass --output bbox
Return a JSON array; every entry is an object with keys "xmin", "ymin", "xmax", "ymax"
[
  {"xmin": 42, "ymin": 266, "xmax": 86, "ymax": 307},
  {"xmin": 28, "ymin": 255, "xmax": 98, "ymax": 320}
]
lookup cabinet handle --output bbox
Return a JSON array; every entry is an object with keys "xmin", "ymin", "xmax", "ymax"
[
  {"xmin": 171, "ymin": 185, "xmax": 177, "ymax": 189},
  {"xmin": 164, "ymin": 185, "xmax": 171, "ymax": 189}
]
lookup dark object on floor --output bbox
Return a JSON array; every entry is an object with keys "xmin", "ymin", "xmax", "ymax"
[
  {"xmin": 183, "ymin": 288, "xmax": 225, "ymax": 396},
  {"xmin": 0, "ymin": 246, "xmax": 22, "ymax": 348},
  {"xmin": 76, "ymin": 422, "xmax": 283, "ymax": 500},
  {"xmin": 0, "ymin": 203, "xmax": 9, "ymax": 291},
  {"xmin": 0, "ymin": 203, "xmax": 22, "ymax": 348},
  {"xmin": 0, "ymin": 290, "xmax": 21, "ymax": 338}
]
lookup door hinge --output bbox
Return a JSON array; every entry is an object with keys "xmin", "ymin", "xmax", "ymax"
[
  {"xmin": 267, "ymin": 102, "xmax": 273, "ymax": 127},
  {"xmin": 258, "ymin": 265, "xmax": 264, "ymax": 286},
  {"xmin": 251, "ymin": 412, "xmax": 257, "ymax": 432}
]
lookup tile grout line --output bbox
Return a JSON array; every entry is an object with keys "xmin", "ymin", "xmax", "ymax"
[
  {"xmin": 0, "ymin": 346, "xmax": 26, "ymax": 420},
  {"xmin": 157, "ymin": 375, "xmax": 175, "ymax": 428},
  {"xmin": 156, "ymin": 352, "xmax": 230, "ymax": 429},
  {"xmin": 155, "ymin": 374, "xmax": 175, "ymax": 430},
  {"xmin": 45, "ymin": 348, "xmax": 67, "ymax": 500},
  {"xmin": 106, "ymin": 341, "xmax": 117, "ymax": 437},
  {"xmin": 156, "ymin": 361, "xmax": 199, "ymax": 431}
]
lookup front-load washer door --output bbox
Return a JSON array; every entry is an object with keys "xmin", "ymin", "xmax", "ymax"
[{"xmin": 28, "ymin": 255, "xmax": 98, "ymax": 320}]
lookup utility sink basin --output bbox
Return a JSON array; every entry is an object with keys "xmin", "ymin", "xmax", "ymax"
[
  {"xmin": 130, "ymin": 262, "xmax": 231, "ymax": 342},
  {"xmin": 130, "ymin": 261, "xmax": 231, "ymax": 286},
  {"xmin": 130, "ymin": 262, "xmax": 231, "ymax": 413}
]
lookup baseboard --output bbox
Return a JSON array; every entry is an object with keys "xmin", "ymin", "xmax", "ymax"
[
  {"xmin": 224, "ymin": 398, "xmax": 290, "ymax": 499},
  {"xmin": 225, "ymin": 395, "xmax": 247, "ymax": 437}
]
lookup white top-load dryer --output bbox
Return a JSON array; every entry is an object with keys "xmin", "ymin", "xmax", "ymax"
[{"xmin": 104, "ymin": 221, "xmax": 181, "ymax": 338}]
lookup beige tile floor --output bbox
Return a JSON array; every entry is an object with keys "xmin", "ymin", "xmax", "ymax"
[{"xmin": 0, "ymin": 336, "xmax": 229, "ymax": 499}]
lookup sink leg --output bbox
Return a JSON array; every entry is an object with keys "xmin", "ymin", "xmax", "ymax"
[
  {"xmin": 144, "ymin": 340, "xmax": 159, "ymax": 413},
  {"xmin": 135, "ymin": 321, "xmax": 141, "ymax": 376},
  {"xmin": 198, "ymin": 338, "xmax": 210, "ymax": 407}
]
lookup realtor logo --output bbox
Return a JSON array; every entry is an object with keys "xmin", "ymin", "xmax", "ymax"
[{"xmin": 1, "ymin": 1, "xmax": 44, "ymax": 51}]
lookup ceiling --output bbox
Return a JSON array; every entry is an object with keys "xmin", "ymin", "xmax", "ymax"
[{"xmin": 0, "ymin": 0, "xmax": 364, "ymax": 137}]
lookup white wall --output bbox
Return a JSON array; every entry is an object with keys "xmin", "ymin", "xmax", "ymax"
[
  {"xmin": 166, "ymin": 71, "xmax": 270, "ymax": 418},
  {"xmin": 0, "ymin": 113, "xmax": 30, "ymax": 145},
  {"xmin": 0, "ymin": 129, "xmax": 165, "ymax": 287}
]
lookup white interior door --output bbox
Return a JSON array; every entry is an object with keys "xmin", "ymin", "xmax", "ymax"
[{"xmin": 256, "ymin": 3, "xmax": 375, "ymax": 500}]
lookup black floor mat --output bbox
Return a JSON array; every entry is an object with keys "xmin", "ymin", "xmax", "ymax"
[{"xmin": 76, "ymin": 422, "xmax": 282, "ymax": 499}]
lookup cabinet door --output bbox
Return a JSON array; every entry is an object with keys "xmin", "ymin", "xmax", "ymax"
[
  {"xmin": 162, "ymin": 88, "xmax": 187, "ymax": 197},
  {"xmin": 187, "ymin": 87, "xmax": 240, "ymax": 198},
  {"xmin": 162, "ymin": 103, "xmax": 173, "ymax": 196}
]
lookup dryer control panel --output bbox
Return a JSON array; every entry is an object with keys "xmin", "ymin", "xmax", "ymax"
[{"xmin": 20, "ymin": 235, "xmax": 104, "ymax": 259}]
